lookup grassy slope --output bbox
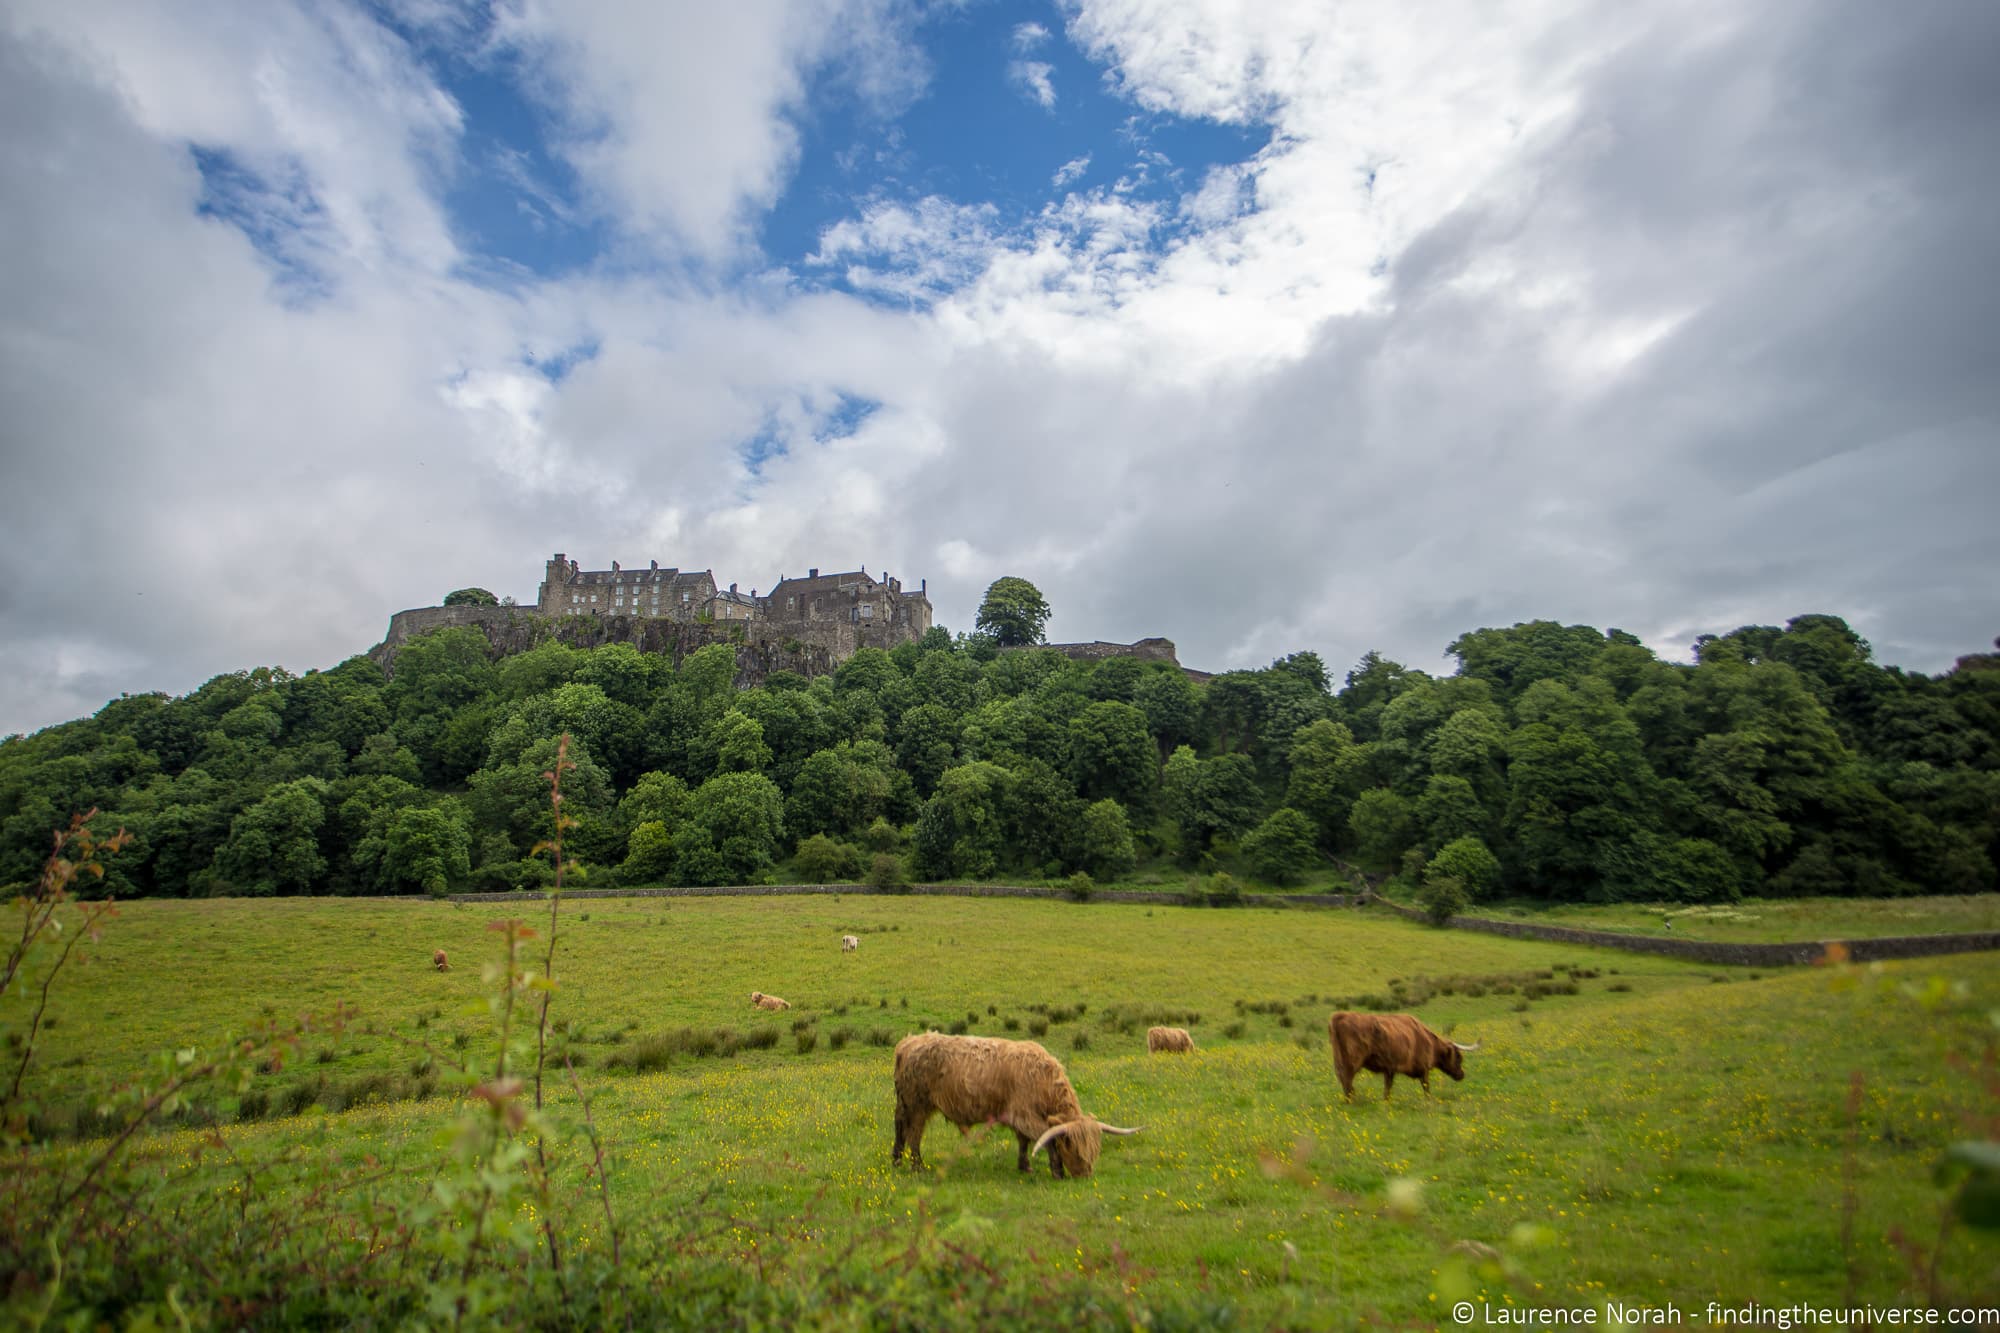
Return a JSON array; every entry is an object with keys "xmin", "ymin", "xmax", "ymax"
[
  {"xmin": 1470, "ymin": 895, "xmax": 2000, "ymax": 943},
  {"xmin": 24, "ymin": 896, "xmax": 2000, "ymax": 1324}
]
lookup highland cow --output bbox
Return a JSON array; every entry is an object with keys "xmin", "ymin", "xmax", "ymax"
[
  {"xmin": 1329, "ymin": 1011, "xmax": 1478, "ymax": 1101},
  {"xmin": 750, "ymin": 991, "xmax": 791, "ymax": 1011},
  {"xmin": 841, "ymin": 935, "xmax": 859, "ymax": 952},
  {"xmin": 891, "ymin": 1032, "xmax": 1140, "ymax": 1179},
  {"xmin": 432, "ymin": 950, "xmax": 450, "ymax": 972},
  {"xmin": 1146, "ymin": 1026, "xmax": 1194, "ymax": 1054}
]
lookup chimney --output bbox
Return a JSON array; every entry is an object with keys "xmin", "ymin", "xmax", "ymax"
[
  {"xmin": 729, "ymin": 582, "xmax": 738, "ymax": 595},
  {"xmin": 809, "ymin": 567, "xmax": 819, "ymax": 579},
  {"xmin": 650, "ymin": 559, "xmax": 658, "ymax": 571},
  {"xmin": 570, "ymin": 559, "xmax": 578, "ymax": 574},
  {"xmin": 553, "ymin": 552, "xmax": 566, "ymax": 564},
  {"xmin": 921, "ymin": 578, "xmax": 927, "ymax": 594}
]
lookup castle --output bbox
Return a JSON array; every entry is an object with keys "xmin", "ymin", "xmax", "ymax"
[
  {"xmin": 373, "ymin": 554, "xmax": 1188, "ymax": 680},
  {"xmin": 534, "ymin": 553, "xmax": 933, "ymax": 649}
]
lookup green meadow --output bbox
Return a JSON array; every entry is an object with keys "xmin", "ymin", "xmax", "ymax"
[
  {"xmin": 9, "ymin": 894, "xmax": 1998, "ymax": 1328},
  {"xmin": 1467, "ymin": 894, "xmax": 2000, "ymax": 944}
]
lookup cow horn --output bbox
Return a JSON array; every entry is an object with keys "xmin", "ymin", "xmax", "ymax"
[
  {"xmin": 1029, "ymin": 1123, "xmax": 1072, "ymax": 1157},
  {"xmin": 1097, "ymin": 1121, "xmax": 1142, "ymax": 1136},
  {"xmin": 1453, "ymin": 1040, "xmax": 1480, "ymax": 1052}
]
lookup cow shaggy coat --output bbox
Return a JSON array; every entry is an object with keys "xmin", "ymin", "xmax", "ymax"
[
  {"xmin": 841, "ymin": 935, "xmax": 859, "ymax": 952},
  {"xmin": 750, "ymin": 992, "xmax": 791, "ymax": 1011},
  {"xmin": 1329, "ymin": 1012, "xmax": 1477, "ymax": 1100},
  {"xmin": 1146, "ymin": 1026, "xmax": 1195, "ymax": 1054},
  {"xmin": 432, "ymin": 950, "xmax": 450, "ymax": 972},
  {"xmin": 891, "ymin": 1033, "xmax": 1140, "ymax": 1179}
]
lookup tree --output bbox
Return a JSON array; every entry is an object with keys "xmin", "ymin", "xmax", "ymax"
[
  {"xmin": 794, "ymin": 833, "xmax": 861, "ymax": 883},
  {"xmin": 1066, "ymin": 700, "xmax": 1157, "ymax": 810},
  {"xmin": 1077, "ymin": 799, "xmax": 1136, "ymax": 880},
  {"xmin": 1417, "ymin": 775, "xmax": 1489, "ymax": 850},
  {"xmin": 1178, "ymin": 754, "xmax": 1262, "ymax": 853},
  {"xmin": 382, "ymin": 805, "xmax": 471, "ymax": 896},
  {"xmin": 1427, "ymin": 836, "xmax": 1501, "ymax": 901},
  {"xmin": 621, "ymin": 820, "xmax": 675, "ymax": 884},
  {"xmin": 1348, "ymin": 788, "xmax": 1415, "ymax": 867},
  {"xmin": 1244, "ymin": 808, "xmax": 1318, "ymax": 886},
  {"xmin": 210, "ymin": 778, "xmax": 329, "ymax": 895},
  {"xmin": 443, "ymin": 587, "xmax": 500, "ymax": 607},
  {"xmin": 1285, "ymin": 719, "xmax": 1365, "ymax": 847},
  {"xmin": 911, "ymin": 761, "xmax": 1015, "ymax": 880},
  {"xmin": 975, "ymin": 577, "xmax": 1051, "ymax": 647},
  {"xmin": 677, "ymin": 771, "xmax": 786, "ymax": 885}
]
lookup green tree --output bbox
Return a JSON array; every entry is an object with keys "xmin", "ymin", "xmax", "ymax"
[
  {"xmin": 383, "ymin": 805, "xmax": 471, "ymax": 896},
  {"xmin": 1348, "ymin": 788, "xmax": 1415, "ymax": 867},
  {"xmin": 443, "ymin": 587, "xmax": 500, "ymax": 607},
  {"xmin": 712, "ymin": 710, "xmax": 774, "ymax": 775},
  {"xmin": 794, "ymin": 833, "xmax": 861, "ymax": 883},
  {"xmin": 1243, "ymin": 807, "xmax": 1318, "ymax": 886},
  {"xmin": 466, "ymin": 736, "xmax": 615, "ymax": 862},
  {"xmin": 677, "ymin": 771, "xmax": 787, "ymax": 885},
  {"xmin": 1066, "ymin": 700, "xmax": 1157, "ymax": 810},
  {"xmin": 1177, "ymin": 753, "xmax": 1262, "ymax": 853},
  {"xmin": 621, "ymin": 820, "xmax": 676, "ymax": 884},
  {"xmin": 1416, "ymin": 774, "xmax": 1489, "ymax": 850},
  {"xmin": 911, "ymin": 761, "xmax": 1015, "ymax": 880},
  {"xmin": 1077, "ymin": 798, "xmax": 1136, "ymax": 880},
  {"xmin": 1133, "ymin": 669, "xmax": 1201, "ymax": 764},
  {"xmin": 1427, "ymin": 835, "xmax": 1501, "ymax": 901},
  {"xmin": 210, "ymin": 778, "xmax": 330, "ymax": 895},
  {"xmin": 1285, "ymin": 719, "xmax": 1365, "ymax": 847},
  {"xmin": 974, "ymin": 577, "xmax": 1051, "ymax": 647}
]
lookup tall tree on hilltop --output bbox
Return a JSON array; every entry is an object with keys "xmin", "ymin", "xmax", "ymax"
[{"xmin": 975, "ymin": 577, "xmax": 1051, "ymax": 647}]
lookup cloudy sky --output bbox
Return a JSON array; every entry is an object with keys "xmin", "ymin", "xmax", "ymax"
[{"xmin": 3, "ymin": 0, "xmax": 1996, "ymax": 735}]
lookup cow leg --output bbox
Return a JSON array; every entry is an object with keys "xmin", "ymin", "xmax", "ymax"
[
  {"xmin": 1015, "ymin": 1130, "xmax": 1033, "ymax": 1173},
  {"xmin": 1420, "ymin": 1071, "xmax": 1432, "ymax": 1096},
  {"xmin": 896, "ymin": 1107, "xmax": 930, "ymax": 1169},
  {"xmin": 1335, "ymin": 1054, "xmax": 1357, "ymax": 1102},
  {"xmin": 1382, "ymin": 1071, "xmax": 1395, "ymax": 1100}
]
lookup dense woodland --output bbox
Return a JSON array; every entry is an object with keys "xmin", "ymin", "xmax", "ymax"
[{"xmin": 3, "ymin": 612, "xmax": 1997, "ymax": 905}]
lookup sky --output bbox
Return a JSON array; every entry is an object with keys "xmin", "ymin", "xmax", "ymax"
[{"xmin": 2, "ymin": 0, "xmax": 1996, "ymax": 736}]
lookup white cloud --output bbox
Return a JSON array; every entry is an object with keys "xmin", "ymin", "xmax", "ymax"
[
  {"xmin": 1052, "ymin": 153, "xmax": 1091, "ymax": 188},
  {"xmin": 493, "ymin": 0, "xmax": 932, "ymax": 260},
  {"xmin": 1008, "ymin": 59, "xmax": 1057, "ymax": 110},
  {"xmin": 1012, "ymin": 22, "xmax": 1052, "ymax": 52},
  {"xmin": 2, "ymin": 0, "xmax": 1996, "ymax": 738}
]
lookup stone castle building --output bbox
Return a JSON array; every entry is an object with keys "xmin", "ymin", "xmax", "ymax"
[
  {"xmin": 532, "ymin": 553, "xmax": 932, "ymax": 654},
  {"xmin": 374, "ymin": 554, "xmax": 1188, "ymax": 681}
]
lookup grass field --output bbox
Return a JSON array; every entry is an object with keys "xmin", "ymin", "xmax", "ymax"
[
  {"xmin": 1468, "ymin": 894, "xmax": 2000, "ymax": 943},
  {"xmin": 10, "ymin": 893, "xmax": 1999, "ymax": 1327}
]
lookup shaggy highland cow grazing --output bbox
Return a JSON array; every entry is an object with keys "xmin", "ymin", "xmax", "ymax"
[
  {"xmin": 1146, "ymin": 1026, "xmax": 1194, "ymax": 1054},
  {"xmin": 891, "ymin": 1033, "xmax": 1141, "ymax": 1179},
  {"xmin": 841, "ymin": 935, "xmax": 859, "ymax": 952},
  {"xmin": 1329, "ymin": 1011, "xmax": 1477, "ymax": 1101},
  {"xmin": 750, "ymin": 991, "xmax": 791, "ymax": 1011},
  {"xmin": 432, "ymin": 950, "xmax": 450, "ymax": 972}
]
